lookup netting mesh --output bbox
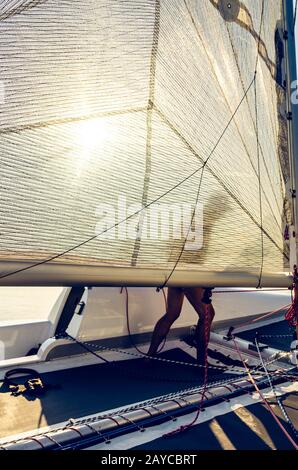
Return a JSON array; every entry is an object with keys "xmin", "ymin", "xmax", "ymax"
[{"xmin": 0, "ymin": 0, "xmax": 292, "ymax": 284}]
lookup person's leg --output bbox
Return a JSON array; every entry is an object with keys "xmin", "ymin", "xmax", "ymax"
[
  {"xmin": 184, "ymin": 288, "xmax": 215, "ymax": 364},
  {"xmin": 147, "ymin": 287, "xmax": 184, "ymax": 357}
]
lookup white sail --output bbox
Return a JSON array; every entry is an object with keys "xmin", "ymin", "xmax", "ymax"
[{"xmin": 0, "ymin": 0, "xmax": 293, "ymax": 287}]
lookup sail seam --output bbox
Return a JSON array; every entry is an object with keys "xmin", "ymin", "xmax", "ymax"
[
  {"xmin": 0, "ymin": 106, "xmax": 148, "ymax": 135},
  {"xmin": 131, "ymin": 0, "xmax": 161, "ymax": 267}
]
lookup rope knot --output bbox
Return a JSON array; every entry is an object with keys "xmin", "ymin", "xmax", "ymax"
[{"xmin": 163, "ymin": 425, "xmax": 188, "ymax": 438}]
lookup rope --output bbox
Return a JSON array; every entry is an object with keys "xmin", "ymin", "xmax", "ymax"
[
  {"xmin": 84, "ymin": 424, "xmax": 111, "ymax": 444},
  {"xmin": 260, "ymin": 334, "xmax": 293, "ymax": 339},
  {"xmin": 163, "ymin": 304, "xmax": 211, "ymax": 436},
  {"xmin": 154, "ymin": 104, "xmax": 288, "ymax": 261},
  {"xmin": 65, "ymin": 334, "xmax": 109, "ymax": 364},
  {"xmin": 255, "ymin": 337, "xmax": 298, "ymax": 441},
  {"xmin": 45, "ymin": 435, "xmax": 63, "ymax": 448},
  {"xmin": 294, "ymin": 0, "xmax": 298, "ymax": 33},
  {"xmin": 120, "ymin": 287, "xmax": 166, "ymax": 355},
  {"xmin": 65, "ymin": 332, "xmax": 291, "ymax": 378},
  {"xmin": 233, "ymin": 303, "xmax": 291, "ymax": 333},
  {"xmin": 184, "ymin": 0, "xmax": 284, "ymax": 231},
  {"xmin": 254, "ymin": 0, "xmax": 265, "ymax": 72},
  {"xmin": 255, "ymin": 75, "xmax": 264, "ymax": 289},
  {"xmin": 232, "ymin": 336, "xmax": 298, "ymax": 450},
  {"xmin": 255, "ymin": 0, "xmax": 265, "ymax": 289},
  {"xmin": 161, "ymin": 0, "xmax": 264, "ymax": 291},
  {"xmin": 65, "ymin": 333, "xmax": 229, "ymax": 384},
  {"xmin": 285, "ymin": 267, "xmax": 298, "ymax": 328},
  {"xmin": 27, "ymin": 436, "xmax": 45, "ymax": 449},
  {"xmin": 160, "ymin": 166, "xmax": 205, "ymax": 289},
  {"xmin": 160, "ymin": 75, "xmax": 256, "ymax": 289},
  {"xmin": 72, "ymin": 336, "xmax": 241, "ymax": 372},
  {"xmin": 2, "ymin": 360, "xmax": 292, "ymax": 450}
]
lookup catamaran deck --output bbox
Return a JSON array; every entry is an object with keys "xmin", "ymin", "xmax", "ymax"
[{"xmin": 0, "ymin": 319, "xmax": 297, "ymax": 450}]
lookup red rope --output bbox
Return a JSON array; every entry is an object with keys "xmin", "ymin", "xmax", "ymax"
[
  {"xmin": 285, "ymin": 267, "xmax": 298, "ymax": 327},
  {"xmin": 163, "ymin": 304, "xmax": 210, "ymax": 437},
  {"xmin": 66, "ymin": 426, "xmax": 84, "ymax": 437},
  {"xmin": 27, "ymin": 436, "xmax": 46, "ymax": 449},
  {"xmin": 233, "ymin": 303, "xmax": 291, "ymax": 333},
  {"xmin": 121, "ymin": 287, "xmax": 166, "ymax": 355},
  {"xmin": 232, "ymin": 337, "xmax": 298, "ymax": 450},
  {"xmin": 284, "ymin": 265, "xmax": 298, "ymax": 328}
]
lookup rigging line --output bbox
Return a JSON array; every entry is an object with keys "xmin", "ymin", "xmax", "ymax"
[
  {"xmin": 210, "ymin": 0, "xmax": 276, "ymax": 81},
  {"xmin": 184, "ymin": 0, "xmax": 283, "ymax": 229},
  {"xmin": 0, "ymin": 78, "xmax": 255, "ymax": 282},
  {"xmin": 233, "ymin": 303, "xmax": 291, "ymax": 333},
  {"xmin": 4, "ymin": 360, "xmax": 288, "ymax": 448},
  {"xmin": 68, "ymin": 333, "xmax": 271, "ymax": 375},
  {"xmin": 3, "ymin": 372, "xmax": 294, "ymax": 451},
  {"xmin": 0, "ymin": 106, "xmax": 147, "ymax": 136},
  {"xmin": 121, "ymin": 287, "xmax": 166, "ymax": 355},
  {"xmin": 232, "ymin": 336, "xmax": 298, "ymax": 450},
  {"xmin": 224, "ymin": 10, "xmax": 285, "ymax": 212},
  {"xmin": 154, "ymin": 104, "xmax": 289, "ymax": 261},
  {"xmin": 255, "ymin": 337, "xmax": 298, "ymax": 440},
  {"xmin": 63, "ymin": 334, "xmax": 216, "ymax": 384},
  {"xmin": 65, "ymin": 333, "xmax": 109, "ymax": 364},
  {"xmin": 160, "ymin": 166, "xmax": 205, "ymax": 289},
  {"xmin": 0, "ymin": 0, "xmax": 48, "ymax": 23},
  {"xmin": 254, "ymin": 0, "xmax": 265, "ymax": 72},
  {"xmin": 163, "ymin": 304, "xmax": 211, "ymax": 437},
  {"xmin": 255, "ymin": 77, "xmax": 265, "ymax": 289},
  {"xmin": 293, "ymin": 0, "xmax": 298, "ymax": 33},
  {"xmin": 221, "ymin": 0, "xmax": 285, "ymax": 199},
  {"xmin": 227, "ymin": 31, "xmax": 286, "ymax": 213},
  {"xmin": 161, "ymin": 45, "xmax": 265, "ymax": 288},
  {"xmin": 0, "ymin": 164, "xmax": 203, "ymax": 281},
  {"xmin": 255, "ymin": 0, "xmax": 265, "ymax": 289}
]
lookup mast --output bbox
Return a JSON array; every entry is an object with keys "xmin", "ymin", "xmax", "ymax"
[
  {"xmin": 284, "ymin": 0, "xmax": 298, "ymax": 269},
  {"xmin": 284, "ymin": 0, "xmax": 298, "ymax": 340}
]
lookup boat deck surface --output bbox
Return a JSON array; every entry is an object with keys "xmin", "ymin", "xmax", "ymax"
[
  {"xmin": 0, "ymin": 323, "xmax": 297, "ymax": 450},
  {"xmin": 0, "ymin": 348, "xmax": 236, "ymax": 440}
]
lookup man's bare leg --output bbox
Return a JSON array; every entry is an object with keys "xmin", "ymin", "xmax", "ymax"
[
  {"xmin": 184, "ymin": 288, "xmax": 215, "ymax": 364},
  {"xmin": 147, "ymin": 287, "xmax": 184, "ymax": 357}
]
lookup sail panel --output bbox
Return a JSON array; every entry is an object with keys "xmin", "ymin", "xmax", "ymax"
[{"xmin": 0, "ymin": 0, "xmax": 292, "ymax": 286}]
